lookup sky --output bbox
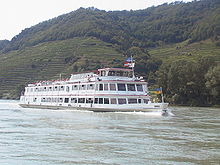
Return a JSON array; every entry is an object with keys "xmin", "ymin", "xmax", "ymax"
[{"xmin": 0, "ymin": 0, "xmax": 192, "ymax": 40}]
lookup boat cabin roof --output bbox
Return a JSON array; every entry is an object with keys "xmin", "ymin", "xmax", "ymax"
[{"xmin": 98, "ymin": 68, "xmax": 132, "ymax": 72}]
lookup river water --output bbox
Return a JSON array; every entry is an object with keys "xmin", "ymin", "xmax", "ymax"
[{"xmin": 0, "ymin": 100, "xmax": 219, "ymax": 165}]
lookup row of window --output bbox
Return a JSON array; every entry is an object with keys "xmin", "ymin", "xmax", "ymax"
[
  {"xmin": 26, "ymin": 83, "xmax": 144, "ymax": 93},
  {"xmin": 40, "ymin": 97, "xmax": 149, "ymax": 104}
]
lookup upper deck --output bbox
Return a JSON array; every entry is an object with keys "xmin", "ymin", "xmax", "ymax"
[{"xmin": 27, "ymin": 68, "xmax": 142, "ymax": 87}]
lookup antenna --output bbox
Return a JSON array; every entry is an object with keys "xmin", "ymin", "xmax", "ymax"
[{"xmin": 59, "ymin": 73, "xmax": 62, "ymax": 81}]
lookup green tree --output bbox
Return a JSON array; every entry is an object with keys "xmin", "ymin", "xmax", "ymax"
[{"xmin": 205, "ymin": 64, "xmax": 220, "ymax": 105}]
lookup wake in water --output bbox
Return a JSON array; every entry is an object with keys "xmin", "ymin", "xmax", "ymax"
[{"xmin": 115, "ymin": 110, "xmax": 174, "ymax": 117}]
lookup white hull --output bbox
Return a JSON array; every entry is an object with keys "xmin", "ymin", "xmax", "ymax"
[{"xmin": 19, "ymin": 102, "xmax": 169, "ymax": 113}]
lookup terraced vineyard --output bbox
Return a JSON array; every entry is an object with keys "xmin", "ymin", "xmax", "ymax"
[
  {"xmin": 149, "ymin": 40, "xmax": 220, "ymax": 62},
  {"xmin": 0, "ymin": 37, "xmax": 123, "ymax": 99}
]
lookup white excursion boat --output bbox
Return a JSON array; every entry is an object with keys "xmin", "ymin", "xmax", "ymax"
[{"xmin": 19, "ymin": 66, "xmax": 169, "ymax": 115}]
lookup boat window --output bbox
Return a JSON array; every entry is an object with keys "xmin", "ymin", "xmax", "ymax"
[
  {"xmin": 72, "ymin": 85, "xmax": 78, "ymax": 90},
  {"xmin": 60, "ymin": 86, "xmax": 64, "ymax": 91},
  {"xmin": 64, "ymin": 98, "xmax": 69, "ymax": 103},
  {"xmin": 128, "ymin": 98, "xmax": 137, "ymax": 104},
  {"xmin": 99, "ymin": 98, "xmax": 103, "ymax": 104},
  {"xmin": 117, "ymin": 84, "xmax": 126, "ymax": 91},
  {"xmin": 78, "ymin": 98, "xmax": 85, "ymax": 103},
  {"xmin": 116, "ymin": 71, "xmax": 124, "ymax": 76},
  {"xmin": 99, "ymin": 84, "xmax": 103, "ymax": 91},
  {"xmin": 59, "ymin": 98, "xmax": 63, "ymax": 102},
  {"xmin": 71, "ymin": 98, "xmax": 77, "ymax": 103},
  {"xmin": 49, "ymin": 87, "xmax": 52, "ymax": 91},
  {"xmin": 128, "ymin": 71, "xmax": 133, "ymax": 78},
  {"xmin": 66, "ymin": 86, "xmax": 70, "ymax": 92},
  {"xmin": 127, "ymin": 84, "xmax": 136, "ymax": 91},
  {"xmin": 86, "ymin": 98, "xmax": 93, "ymax": 103},
  {"xmin": 143, "ymin": 99, "xmax": 149, "ymax": 104},
  {"xmin": 104, "ymin": 84, "xmax": 108, "ymax": 91},
  {"xmin": 118, "ymin": 98, "xmax": 127, "ymax": 104},
  {"xmin": 33, "ymin": 98, "xmax": 37, "ymax": 102},
  {"xmin": 136, "ymin": 84, "xmax": 143, "ymax": 91},
  {"xmin": 101, "ymin": 71, "xmax": 106, "ymax": 76},
  {"xmin": 110, "ymin": 98, "xmax": 117, "ymax": 104},
  {"xmin": 109, "ymin": 84, "xmax": 116, "ymax": 91},
  {"xmin": 138, "ymin": 99, "xmax": 142, "ymax": 103},
  {"xmin": 80, "ymin": 85, "xmax": 86, "ymax": 90},
  {"xmin": 94, "ymin": 98, "xmax": 98, "ymax": 104},
  {"xmin": 87, "ymin": 84, "xmax": 94, "ymax": 90},
  {"xmin": 95, "ymin": 84, "xmax": 98, "ymax": 91},
  {"xmin": 52, "ymin": 98, "xmax": 57, "ymax": 102},
  {"xmin": 104, "ymin": 98, "xmax": 109, "ymax": 104},
  {"xmin": 108, "ymin": 71, "xmax": 116, "ymax": 76},
  {"xmin": 54, "ymin": 86, "xmax": 58, "ymax": 91}
]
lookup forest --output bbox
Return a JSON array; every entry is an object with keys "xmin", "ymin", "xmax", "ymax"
[{"xmin": 0, "ymin": 0, "xmax": 219, "ymax": 106}]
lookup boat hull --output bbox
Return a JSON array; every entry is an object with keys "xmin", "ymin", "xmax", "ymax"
[{"xmin": 19, "ymin": 103, "xmax": 169, "ymax": 113}]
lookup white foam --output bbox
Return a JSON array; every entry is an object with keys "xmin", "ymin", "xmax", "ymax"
[{"xmin": 115, "ymin": 111, "xmax": 163, "ymax": 117}]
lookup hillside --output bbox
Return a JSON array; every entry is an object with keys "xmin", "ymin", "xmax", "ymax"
[
  {"xmin": 0, "ymin": 0, "xmax": 219, "ymax": 105},
  {"xmin": 0, "ymin": 37, "xmax": 124, "ymax": 99}
]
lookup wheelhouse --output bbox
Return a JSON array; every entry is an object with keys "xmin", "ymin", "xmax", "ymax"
[{"xmin": 98, "ymin": 68, "xmax": 133, "ymax": 78}]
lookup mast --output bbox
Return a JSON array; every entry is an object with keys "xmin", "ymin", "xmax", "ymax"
[{"xmin": 131, "ymin": 55, "xmax": 135, "ymax": 78}]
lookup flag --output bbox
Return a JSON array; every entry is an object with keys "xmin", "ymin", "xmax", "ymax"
[
  {"xmin": 125, "ymin": 57, "xmax": 133, "ymax": 62},
  {"xmin": 149, "ymin": 88, "xmax": 162, "ymax": 94},
  {"xmin": 124, "ymin": 57, "xmax": 135, "ymax": 68},
  {"xmin": 124, "ymin": 62, "xmax": 135, "ymax": 67}
]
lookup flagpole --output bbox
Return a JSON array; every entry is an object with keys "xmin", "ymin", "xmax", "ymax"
[
  {"xmin": 161, "ymin": 87, "xmax": 164, "ymax": 103},
  {"xmin": 131, "ymin": 55, "xmax": 135, "ymax": 78}
]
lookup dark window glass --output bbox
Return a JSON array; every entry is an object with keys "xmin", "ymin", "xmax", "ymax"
[
  {"xmin": 138, "ymin": 99, "xmax": 142, "ymax": 103},
  {"xmin": 136, "ymin": 84, "xmax": 143, "ymax": 91},
  {"xmin": 128, "ymin": 98, "xmax": 137, "ymax": 104},
  {"xmin": 64, "ymin": 98, "xmax": 69, "ymax": 103},
  {"xmin": 127, "ymin": 84, "xmax": 136, "ymax": 91},
  {"xmin": 117, "ymin": 84, "xmax": 126, "ymax": 91},
  {"xmin": 99, "ymin": 84, "xmax": 103, "ymax": 91},
  {"xmin": 104, "ymin": 98, "xmax": 109, "ymax": 104},
  {"xmin": 99, "ymin": 98, "xmax": 103, "ymax": 104},
  {"xmin": 94, "ymin": 98, "xmax": 98, "ymax": 104},
  {"xmin": 143, "ymin": 99, "xmax": 149, "ymax": 104},
  {"xmin": 118, "ymin": 98, "xmax": 127, "ymax": 104},
  {"xmin": 86, "ymin": 98, "xmax": 93, "ymax": 103}
]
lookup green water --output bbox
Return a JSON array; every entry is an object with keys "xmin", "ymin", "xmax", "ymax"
[{"xmin": 0, "ymin": 100, "xmax": 219, "ymax": 165}]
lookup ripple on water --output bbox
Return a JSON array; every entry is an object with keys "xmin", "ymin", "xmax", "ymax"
[{"xmin": 0, "ymin": 101, "xmax": 219, "ymax": 165}]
